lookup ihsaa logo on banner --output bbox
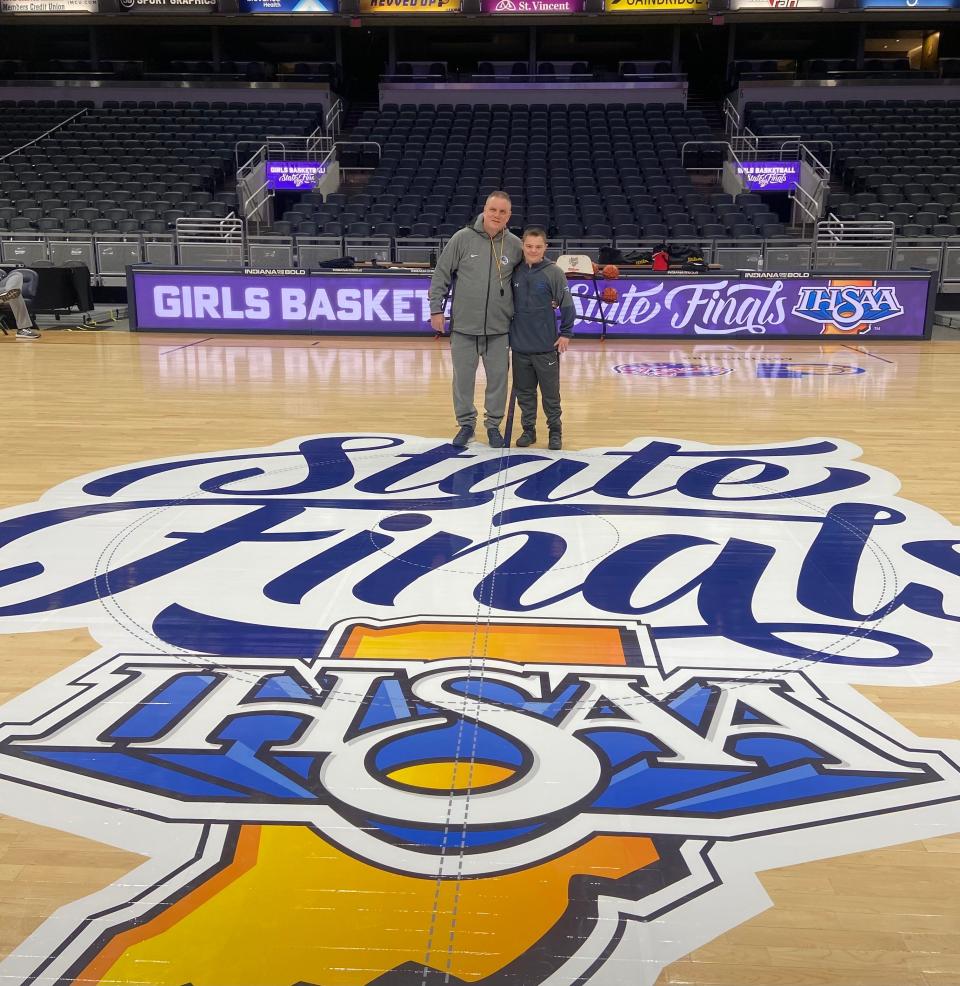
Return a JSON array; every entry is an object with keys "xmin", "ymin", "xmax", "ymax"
[{"xmin": 792, "ymin": 280, "xmax": 904, "ymax": 334}]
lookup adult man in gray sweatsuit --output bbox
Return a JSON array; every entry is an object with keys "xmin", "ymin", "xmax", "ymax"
[{"xmin": 429, "ymin": 191, "xmax": 523, "ymax": 448}]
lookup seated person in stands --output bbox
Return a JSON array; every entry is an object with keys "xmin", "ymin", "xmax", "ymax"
[{"xmin": 0, "ymin": 269, "xmax": 40, "ymax": 340}]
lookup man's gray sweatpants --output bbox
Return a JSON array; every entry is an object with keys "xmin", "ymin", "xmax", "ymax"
[
  {"xmin": 450, "ymin": 331, "xmax": 509, "ymax": 430},
  {"xmin": 1, "ymin": 272, "xmax": 33, "ymax": 331}
]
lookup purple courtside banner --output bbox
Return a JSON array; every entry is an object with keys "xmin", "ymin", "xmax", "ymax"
[{"xmin": 128, "ymin": 268, "xmax": 933, "ymax": 338}]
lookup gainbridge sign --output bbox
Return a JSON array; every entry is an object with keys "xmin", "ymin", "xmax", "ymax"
[{"xmin": 0, "ymin": 434, "xmax": 959, "ymax": 985}]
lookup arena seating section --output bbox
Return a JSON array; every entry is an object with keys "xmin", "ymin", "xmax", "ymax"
[
  {"xmin": 282, "ymin": 102, "xmax": 787, "ymax": 241},
  {"xmin": 746, "ymin": 98, "xmax": 960, "ymax": 237},
  {"xmin": 8, "ymin": 95, "xmax": 960, "ymax": 247},
  {"xmin": 0, "ymin": 99, "xmax": 319, "ymax": 235}
]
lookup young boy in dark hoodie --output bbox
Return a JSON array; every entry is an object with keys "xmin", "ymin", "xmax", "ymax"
[{"xmin": 509, "ymin": 227, "xmax": 576, "ymax": 450}]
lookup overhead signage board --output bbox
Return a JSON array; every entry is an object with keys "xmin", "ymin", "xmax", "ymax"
[
  {"xmin": 729, "ymin": 0, "xmax": 832, "ymax": 9},
  {"xmin": 359, "ymin": 0, "xmax": 460, "ymax": 11},
  {"xmin": 859, "ymin": 0, "xmax": 957, "ymax": 7},
  {"xmin": 604, "ymin": 0, "xmax": 709, "ymax": 11},
  {"xmin": 114, "ymin": 0, "xmax": 218, "ymax": 10},
  {"xmin": 239, "ymin": 0, "xmax": 336, "ymax": 11},
  {"xmin": 0, "ymin": 0, "xmax": 97, "ymax": 11},
  {"xmin": 481, "ymin": 0, "xmax": 585, "ymax": 9}
]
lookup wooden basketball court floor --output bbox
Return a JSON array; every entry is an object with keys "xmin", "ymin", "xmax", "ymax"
[{"xmin": 0, "ymin": 330, "xmax": 959, "ymax": 986}]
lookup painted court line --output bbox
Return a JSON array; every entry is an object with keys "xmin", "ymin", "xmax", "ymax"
[
  {"xmin": 841, "ymin": 344, "xmax": 894, "ymax": 364},
  {"xmin": 158, "ymin": 337, "xmax": 214, "ymax": 357}
]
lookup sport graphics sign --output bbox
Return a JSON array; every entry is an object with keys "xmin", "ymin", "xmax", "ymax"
[
  {"xmin": 110, "ymin": 0, "xmax": 219, "ymax": 10},
  {"xmin": 265, "ymin": 160, "xmax": 328, "ymax": 190},
  {"xmin": 128, "ymin": 269, "xmax": 933, "ymax": 338},
  {"xmin": 0, "ymin": 434, "xmax": 958, "ymax": 985},
  {"xmin": 736, "ymin": 160, "xmax": 801, "ymax": 190}
]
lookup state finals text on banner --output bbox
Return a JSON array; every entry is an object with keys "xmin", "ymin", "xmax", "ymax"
[{"xmin": 127, "ymin": 268, "xmax": 934, "ymax": 339}]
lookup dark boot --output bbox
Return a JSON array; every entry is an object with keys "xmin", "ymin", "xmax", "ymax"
[
  {"xmin": 487, "ymin": 428, "xmax": 504, "ymax": 449},
  {"xmin": 548, "ymin": 431, "xmax": 562, "ymax": 451},
  {"xmin": 452, "ymin": 425, "xmax": 474, "ymax": 448},
  {"xmin": 515, "ymin": 429, "xmax": 537, "ymax": 447}
]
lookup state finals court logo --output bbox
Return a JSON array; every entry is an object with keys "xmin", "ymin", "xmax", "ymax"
[{"xmin": 0, "ymin": 433, "xmax": 959, "ymax": 986}]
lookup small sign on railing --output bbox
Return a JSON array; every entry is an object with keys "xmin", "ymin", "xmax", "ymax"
[
  {"xmin": 265, "ymin": 160, "xmax": 328, "ymax": 190},
  {"xmin": 736, "ymin": 160, "xmax": 800, "ymax": 192}
]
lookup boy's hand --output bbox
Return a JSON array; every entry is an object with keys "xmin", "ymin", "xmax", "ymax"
[
  {"xmin": 430, "ymin": 313, "xmax": 447, "ymax": 335},
  {"xmin": 555, "ymin": 337, "xmax": 570, "ymax": 354}
]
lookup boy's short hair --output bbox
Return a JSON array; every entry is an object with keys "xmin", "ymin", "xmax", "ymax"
[{"xmin": 522, "ymin": 226, "xmax": 548, "ymax": 241}]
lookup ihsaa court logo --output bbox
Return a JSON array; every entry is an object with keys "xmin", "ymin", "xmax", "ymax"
[
  {"xmin": 0, "ymin": 434, "xmax": 959, "ymax": 986},
  {"xmin": 792, "ymin": 278, "xmax": 904, "ymax": 334}
]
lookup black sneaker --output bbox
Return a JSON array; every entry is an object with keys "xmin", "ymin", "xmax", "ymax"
[
  {"xmin": 452, "ymin": 425, "xmax": 474, "ymax": 448},
  {"xmin": 548, "ymin": 431, "xmax": 562, "ymax": 451},
  {"xmin": 487, "ymin": 428, "xmax": 504, "ymax": 449},
  {"xmin": 515, "ymin": 429, "xmax": 537, "ymax": 447}
]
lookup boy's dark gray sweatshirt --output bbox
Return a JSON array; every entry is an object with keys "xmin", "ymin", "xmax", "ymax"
[{"xmin": 509, "ymin": 259, "xmax": 576, "ymax": 354}]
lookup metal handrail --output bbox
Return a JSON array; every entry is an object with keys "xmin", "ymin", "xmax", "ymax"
[
  {"xmin": 242, "ymin": 180, "xmax": 272, "ymax": 220},
  {"xmin": 723, "ymin": 97, "xmax": 742, "ymax": 137},
  {"xmin": 0, "ymin": 108, "xmax": 88, "ymax": 163},
  {"xmin": 325, "ymin": 98, "xmax": 343, "ymax": 138},
  {"xmin": 4, "ymin": 227, "xmax": 959, "ymax": 295},
  {"xmin": 175, "ymin": 214, "xmax": 243, "ymax": 242},
  {"xmin": 791, "ymin": 182, "xmax": 821, "ymax": 228},
  {"xmin": 237, "ymin": 144, "xmax": 267, "ymax": 182},
  {"xmin": 235, "ymin": 139, "xmax": 268, "ymax": 175},
  {"xmin": 799, "ymin": 141, "xmax": 833, "ymax": 176}
]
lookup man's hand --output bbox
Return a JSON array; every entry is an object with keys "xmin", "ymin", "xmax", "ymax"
[
  {"xmin": 430, "ymin": 313, "xmax": 447, "ymax": 335},
  {"xmin": 555, "ymin": 336, "xmax": 570, "ymax": 354}
]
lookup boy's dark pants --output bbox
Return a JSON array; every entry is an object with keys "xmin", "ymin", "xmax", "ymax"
[{"xmin": 513, "ymin": 350, "xmax": 562, "ymax": 433}]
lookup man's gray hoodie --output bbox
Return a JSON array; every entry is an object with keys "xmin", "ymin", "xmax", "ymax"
[
  {"xmin": 428, "ymin": 215, "xmax": 523, "ymax": 337},
  {"xmin": 509, "ymin": 258, "xmax": 576, "ymax": 354}
]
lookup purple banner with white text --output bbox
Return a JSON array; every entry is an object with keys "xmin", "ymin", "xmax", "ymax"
[
  {"xmin": 736, "ymin": 161, "xmax": 801, "ymax": 192},
  {"xmin": 480, "ymin": 0, "xmax": 586, "ymax": 11},
  {"xmin": 129, "ymin": 268, "xmax": 933, "ymax": 338}
]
